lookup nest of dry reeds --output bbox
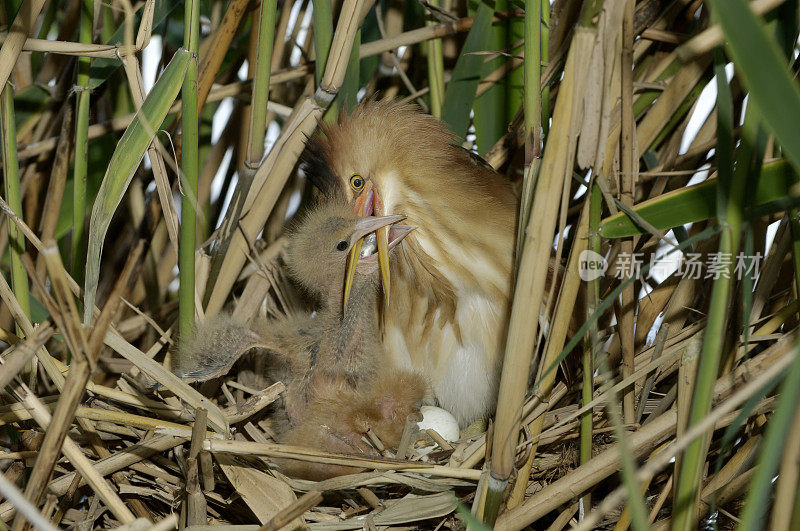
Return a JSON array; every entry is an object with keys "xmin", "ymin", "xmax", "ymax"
[{"xmin": 1, "ymin": 0, "xmax": 800, "ymax": 529}]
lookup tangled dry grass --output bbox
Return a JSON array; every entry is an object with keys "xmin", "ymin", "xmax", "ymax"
[{"xmin": 1, "ymin": 0, "xmax": 800, "ymax": 529}]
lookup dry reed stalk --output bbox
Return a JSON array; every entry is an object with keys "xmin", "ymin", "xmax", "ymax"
[
  {"xmin": 619, "ymin": 0, "xmax": 637, "ymax": 427},
  {"xmin": 198, "ymin": 0, "xmax": 252, "ymax": 111},
  {"xmin": 259, "ymin": 490, "xmax": 323, "ymax": 530},
  {"xmin": 676, "ymin": 0, "xmax": 790, "ymax": 60},
  {"xmin": 0, "ymin": 38, "xmax": 139, "ymax": 58},
  {"xmin": 0, "ymin": 322, "xmax": 53, "ymax": 389},
  {"xmin": 0, "ymin": 0, "xmax": 795, "ymax": 527},
  {"xmin": 185, "ymin": 408, "xmax": 209, "ymax": 525},
  {"xmin": 501, "ymin": 357, "xmax": 786, "ymax": 531},
  {"xmin": 771, "ymin": 399, "xmax": 800, "ymax": 530},
  {"xmin": 5, "ymin": 251, "xmax": 159, "ymax": 449},
  {"xmin": 0, "ymin": 266, "xmax": 65, "ymax": 390},
  {"xmin": 205, "ymin": 439, "xmax": 482, "ymax": 480},
  {"xmin": 5, "ymin": 380, "xmax": 136, "ymax": 525},
  {"xmin": 12, "ymin": 246, "xmax": 89, "ymax": 528},
  {"xmin": 0, "ymin": 0, "xmax": 47, "ymax": 89},
  {"xmin": 0, "ymin": 434, "xmax": 186, "ymax": 522},
  {"xmin": 204, "ymin": 0, "xmax": 371, "ymax": 317},
  {"xmin": 507, "ymin": 200, "xmax": 591, "ymax": 508},
  {"xmin": 487, "ymin": 21, "xmax": 594, "ymax": 523}
]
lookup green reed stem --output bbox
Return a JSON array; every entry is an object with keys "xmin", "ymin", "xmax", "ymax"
[
  {"xmin": 71, "ymin": 0, "xmax": 93, "ymax": 284},
  {"xmin": 1, "ymin": 84, "xmax": 30, "ymax": 329},
  {"xmin": 245, "ymin": 0, "xmax": 277, "ymax": 166},
  {"xmin": 179, "ymin": 0, "xmax": 200, "ymax": 342}
]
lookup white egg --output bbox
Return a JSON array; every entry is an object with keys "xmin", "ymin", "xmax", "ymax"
[{"xmin": 416, "ymin": 406, "xmax": 460, "ymax": 442}]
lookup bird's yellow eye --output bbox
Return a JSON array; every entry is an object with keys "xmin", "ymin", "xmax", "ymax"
[{"xmin": 349, "ymin": 174, "xmax": 364, "ymax": 192}]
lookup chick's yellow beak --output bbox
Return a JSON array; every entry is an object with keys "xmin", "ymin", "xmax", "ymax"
[
  {"xmin": 344, "ymin": 183, "xmax": 393, "ymax": 313},
  {"xmin": 342, "ymin": 209, "xmax": 406, "ymax": 313}
]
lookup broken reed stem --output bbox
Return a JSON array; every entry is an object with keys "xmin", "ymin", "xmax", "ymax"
[
  {"xmin": 197, "ymin": 0, "xmax": 251, "ymax": 112},
  {"xmin": 179, "ymin": 0, "xmax": 201, "ymax": 342},
  {"xmin": 0, "ymin": 322, "xmax": 53, "ymax": 390},
  {"xmin": 0, "ymin": 258, "xmax": 66, "ymax": 392},
  {"xmin": 258, "ymin": 490, "xmax": 324, "ymax": 531},
  {"xmin": 36, "ymin": 102, "xmax": 73, "ymax": 281},
  {"xmin": 507, "ymin": 196, "xmax": 591, "ymax": 510},
  {"xmin": 0, "ymin": 470, "xmax": 58, "ymax": 531},
  {"xmin": 45, "ymin": 435, "xmax": 186, "ymax": 498},
  {"xmin": 186, "ymin": 408, "xmax": 208, "ymax": 526},
  {"xmin": 11, "ymin": 361, "xmax": 90, "ymax": 531}
]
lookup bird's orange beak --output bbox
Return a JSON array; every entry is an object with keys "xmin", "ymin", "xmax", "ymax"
[
  {"xmin": 343, "ymin": 213, "xmax": 408, "ymax": 313},
  {"xmin": 348, "ymin": 184, "xmax": 392, "ymax": 312}
]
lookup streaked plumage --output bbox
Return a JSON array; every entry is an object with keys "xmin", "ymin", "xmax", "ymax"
[{"xmin": 302, "ymin": 100, "xmax": 518, "ymax": 425}]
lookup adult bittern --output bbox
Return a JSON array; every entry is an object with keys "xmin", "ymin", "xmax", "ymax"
[
  {"xmin": 302, "ymin": 100, "xmax": 517, "ymax": 426},
  {"xmin": 174, "ymin": 202, "xmax": 425, "ymax": 479}
]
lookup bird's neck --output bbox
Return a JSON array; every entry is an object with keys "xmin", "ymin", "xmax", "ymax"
[{"xmin": 329, "ymin": 278, "xmax": 381, "ymax": 381}]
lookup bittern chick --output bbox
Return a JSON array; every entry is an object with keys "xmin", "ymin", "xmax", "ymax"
[
  {"xmin": 302, "ymin": 100, "xmax": 518, "ymax": 426},
  {"xmin": 174, "ymin": 202, "xmax": 426, "ymax": 479},
  {"xmin": 176, "ymin": 315, "xmax": 425, "ymax": 480},
  {"xmin": 282, "ymin": 202, "xmax": 413, "ymax": 388},
  {"xmin": 174, "ymin": 203, "xmax": 412, "ymax": 389}
]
